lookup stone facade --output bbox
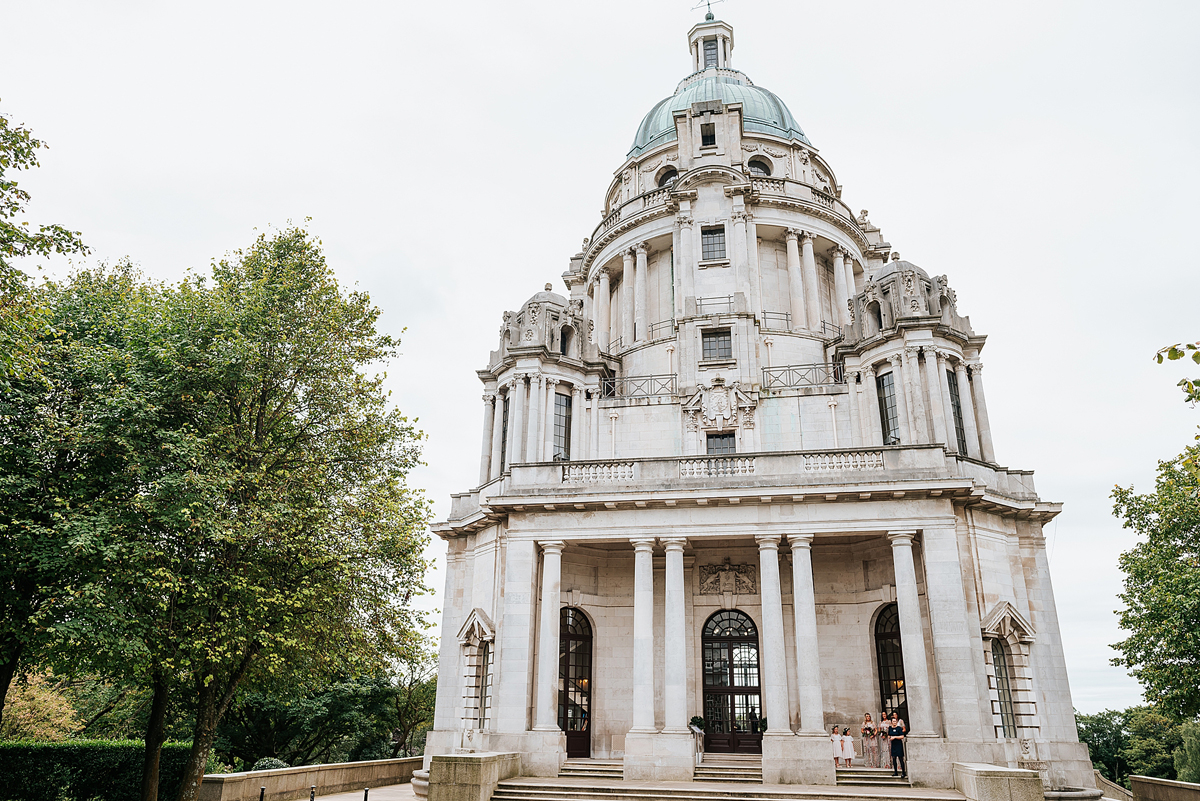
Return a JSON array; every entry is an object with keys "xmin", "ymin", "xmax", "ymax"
[{"xmin": 426, "ymin": 16, "xmax": 1094, "ymax": 791}]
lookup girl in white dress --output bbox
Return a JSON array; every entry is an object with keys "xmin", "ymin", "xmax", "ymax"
[
  {"xmin": 841, "ymin": 727, "xmax": 857, "ymax": 767},
  {"xmin": 831, "ymin": 725, "xmax": 844, "ymax": 767}
]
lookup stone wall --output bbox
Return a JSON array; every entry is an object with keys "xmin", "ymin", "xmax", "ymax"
[{"xmin": 197, "ymin": 757, "xmax": 421, "ymax": 801}]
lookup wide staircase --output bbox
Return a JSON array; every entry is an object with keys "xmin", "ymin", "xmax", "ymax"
[
  {"xmin": 693, "ymin": 753, "xmax": 763, "ymax": 784},
  {"xmin": 558, "ymin": 759, "xmax": 624, "ymax": 780},
  {"xmin": 836, "ymin": 765, "xmax": 912, "ymax": 787}
]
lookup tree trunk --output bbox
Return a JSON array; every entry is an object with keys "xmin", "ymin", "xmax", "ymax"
[
  {"xmin": 175, "ymin": 651, "xmax": 257, "ymax": 801},
  {"xmin": 140, "ymin": 668, "xmax": 170, "ymax": 801},
  {"xmin": 0, "ymin": 643, "xmax": 25, "ymax": 732}
]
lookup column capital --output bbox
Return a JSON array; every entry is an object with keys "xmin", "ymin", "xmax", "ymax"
[
  {"xmin": 888, "ymin": 353, "xmax": 904, "ymax": 367},
  {"xmin": 539, "ymin": 540, "xmax": 566, "ymax": 555},
  {"xmin": 609, "ymin": 410, "xmax": 620, "ymax": 420},
  {"xmin": 827, "ymin": 398, "xmax": 838, "ymax": 408},
  {"xmin": 634, "ymin": 241, "xmax": 648, "ymax": 254},
  {"xmin": 661, "ymin": 537, "xmax": 689, "ymax": 552},
  {"xmin": 623, "ymin": 248, "xmax": 636, "ymax": 262},
  {"xmin": 788, "ymin": 532, "xmax": 815, "ymax": 549},
  {"xmin": 630, "ymin": 537, "xmax": 656, "ymax": 552},
  {"xmin": 665, "ymin": 342, "xmax": 676, "ymax": 353},
  {"xmin": 799, "ymin": 230, "xmax": 817, "ymax": 244},
  {"xmin": 954, "ymin": 359, "xmax": 970, "ymax": 374},
  {"xmin": 544, "ymin": 377, "xmax": 559, "ymax": 387},
  {"xmin": 483, "ymin": 392, "xmax": 497, "ymax": 404},
  {"xmin": 968, "ymin": 361, "xmax": 984, "ymax": 375},
  {"xmin": 785, "ymin": 228, "xmax": 800, "ymax": 242},
  {"xmin": 831, "ymin": 246, "xmax": 847, "ymax": 260},
  {"xmin": 904, "ymin": 345, "xmax": 921, "ymax": 357},
  {"xmin": 676, "ymin": 214, "xmax": 694, "ymax": 228},
  {"xmin": 863, "ymin": 365, "xmax": 877, "ymax": 379},
  {"xmin": 755, "ymin": 533, "xmax": 782, "ymax": 550},
  {"xmin": 887, "ymin": 530, "xmax": 918, "ymax": 545}
]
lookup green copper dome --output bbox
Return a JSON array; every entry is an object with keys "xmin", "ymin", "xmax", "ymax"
[{"xmin": 628, "ymin": 72, "xmax": 812, "ymax": 158}]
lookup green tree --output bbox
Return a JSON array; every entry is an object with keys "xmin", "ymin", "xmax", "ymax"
[
  {"xmin": 1175, "ymin": 722, "xmax": 1200, "ymax": 783},
  {"xmin": 385, "ymin": 644, "xmax": 437, "ymax": 758},
  {"xmin": 1076, "ymin": 708, "xmax": 1127, "ymax": 781},
  {"xmin": 1157, "ymin": 342, "xmax": 1200, "ymax": 407},
  {"xmin": 0, "ymin": 671, "xmax": 80, "ymax": 740},
  {"xmin": 1111, "ymin": 442, "xmax": 1200, "ymax": 719},
  {"xmin": 1122, "ymin": 706, "xmax": 1182, "ymax": 780}
]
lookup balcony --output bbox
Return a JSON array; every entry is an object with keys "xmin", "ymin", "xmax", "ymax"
[
  {"xmin": 601, "ymin": 373, "xmax": 677, "ymax": 399},
  {"xmin": 762, "ymin": 362, "xmax": 844, "ymax": 390}
]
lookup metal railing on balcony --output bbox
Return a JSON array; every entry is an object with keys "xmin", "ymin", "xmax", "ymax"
[
  {"xmin": 679, "ymin": 456, "xmax": 756, "ymax": 477},
  {"xmin": 761, "ymin": 310, "xmax": 791, "ymax": 331},
  {"xmin": 819, "ymin": 320, "xmax": 842, "ymax": 339},
  {"xmin": 604, "ymin": 336, "xmax": 623, "ymax": 354},
  {"xmin": 601, "ymin": 373, "xmax": 677, "ymax": 399},
  {"xmin": 648, "ymin": 319, "xmax": 676, "ymax": 339},
  {"xmin": 762, "ymin": 362, "xmax": 845, "ymax": 390},
  {"xmin": 697, "ymin": 295, "xmax": 734, "ymax": 315}
]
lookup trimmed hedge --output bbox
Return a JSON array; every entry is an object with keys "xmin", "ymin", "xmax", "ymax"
[{"xmin": 0, "ymin": 740, "xmax": 191, "ymax": 801}]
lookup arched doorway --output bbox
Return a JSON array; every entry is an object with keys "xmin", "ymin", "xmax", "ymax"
[
  {"xmin": 701, "ymin": 610, "xmax": 763, "ymax": 754},
  {"xmin": 874, "ymin": 603, "xmax": 909, "ymax": 723},
  {"xmin": 558, "ymin": 607, "xmax": 592, "ymax": 758}
]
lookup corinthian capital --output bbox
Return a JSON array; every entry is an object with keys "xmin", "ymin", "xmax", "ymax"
[
  {"xmin": 635, "ymin": 241, "xmax": 648, "ymax": 254},
  {"xmin": 969, "ymin": 361, "xmax": 984, "ymax": 375},
  {"xmin": 785, "ymin": 228, "xmax": 801, "ymax": 242},
  {"xmin": 483, "ymin": 392, "xmax": 497, "ymax": 404}
]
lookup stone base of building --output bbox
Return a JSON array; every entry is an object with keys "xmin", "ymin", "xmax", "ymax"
[
  {"xmin": 422, "ymin": 728, "xmax": 565, "ymax": 778},
  {"xmin": 623, "ymin": 731, "xmax": 694, "ymax": 781},
  {"xmin": 761, "ymin": 732, "xmax": 835, "ymax": 785}
]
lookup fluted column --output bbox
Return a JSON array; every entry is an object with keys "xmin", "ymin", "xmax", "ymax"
[
  {"xmin": 970, "ymin": 362, "xmax": 997, "ymax": 463},
  {"xmin": 785, "ymin": 229, "xmax": 808, "ymax": 332},
  {"xmin": 662, "ymin": 537, "xmax": 689, "ymax": 732},
  {"xmin": 479, "ymin": 393, "xmax": 497, "ymax": 484},
  {"xmin": 634, "ymin": 242, "xmax": 649, "ymax": 343},
  {"xmin": 901, "ymin": 346, "xmax": 928, "ymax": 443},
  {"xmin": 954, "ymin": 360, "xmax": 981, "ymax": 459},
  {"xmin": 489, "ymin": 385, "xmax": 508, "ymax": 479},
  {"xmin": 570, "ymin": 385, "xmax": 584, "ymax": 461},
  {"xmin": 846, "ymin": 371, "xmax": 864, "ymax": 447},
  {"xmin": 543, "ymin": 378, "xmax": 558, "ymax": 460},
  {"xmin": 526, "ymin": 373, "xmax": 543, "ymax": 461},
  {"xmin": 630, "ymin": 537, "xmax": 657, "ymax": 733},
  {"xmin": 832, "ymin": 248, "xmax": 849, "ymax": 328},
  {"xmin": 596, "ymin": 271, "xmax": 611, "ymax": 352},
  {"xmin": 800, "ymin": 231, "xmax": 821, "ymax": 331},
  {"xmin": 922, "ymin": 347, "xmax": 948, "ymax": 446},
  {"xmin": 888, "ymin": 531, "xmax": 935, "ymax": 735},
  {"xmin": 755, "ymin": 534, "xmax": 790, "ymax": 732},
  {"xmin": 533, "ymin": 540, "xmax": 566, "ymax": 730},
  {"xmin": 936, "ymin": 351, "xmax": 958, "ymax": 454},
  {"xmin": 509, "ymin": 374, "xmax": 527, "ymax": 463},
  {"xmin": 889, "ymin": 355, "xmax": 912, "ymax": 445},
  {"xmin": 789, "ymin": 533, "xmax": 825, "ymax": 733},
  {"xmin": 621, "ymin": 250, "xmax": 635, "ymax": 349},
  {"xmin": 864, "ymin": 366, "xmax": 884, "ymax": 446}
]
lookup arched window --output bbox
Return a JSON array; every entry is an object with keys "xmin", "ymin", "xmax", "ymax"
[
  {"xmin": 747, "ymin": 157, "xmax": 772, "ymax": 177},
  {"xmin": 559, "ymin": 607, "xmax": 592, "ymax": 757},
  {"xmin": 874, "ymin": 603, "xmax": 908, "ymax": 722},
  {"xmin": 992, "ymin": 639, "xmax": 1017, "ymax": 738},
  {"xmin": 702, "ymin": 610, "xmax": 763, "ymax": 754},
  {"xmin": 559, "ymin": 325, "xmax": 574, "ymax": 357},
  {"xmin": 658, "ymin": 168, "xmax": 678, "ymax": 188}
]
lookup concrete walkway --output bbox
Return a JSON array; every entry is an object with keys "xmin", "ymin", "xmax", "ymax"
[{"xmin": 315, "ymin": 783, "xmax": 416, "ymax": 801}]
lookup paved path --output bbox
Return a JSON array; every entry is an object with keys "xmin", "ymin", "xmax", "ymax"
[
  {"xmin": 501, "ymin": 776, "xmax": 966, "ymax": 799},
  {"xmin": 315, "ymin": 783, "xmax": 416, "ymax": 801}
]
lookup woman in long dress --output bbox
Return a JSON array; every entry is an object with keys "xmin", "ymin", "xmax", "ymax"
[
  {"xmin": 860, "ymin": 713, "xmax": 879, "ymax": 769},
  {"xmin": 876, "ymin": 711, "xmax": 890, "ymax": 768},
  {"xmin": 887, "ymin": 711, "xmax": 908, "ymax": 777}
]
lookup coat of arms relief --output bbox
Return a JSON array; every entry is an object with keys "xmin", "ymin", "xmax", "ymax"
[{"xmin": 682, "ymin": 376, "xmax": 758, "ymax": 433}]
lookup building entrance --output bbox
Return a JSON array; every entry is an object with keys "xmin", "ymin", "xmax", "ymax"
[
  {"xmin": 701, "ymin": 610, "xmax": 763, "ymax": 754},
  {"xmin": 558, "ymin": 607, "xmax": 592, "ymax": 758},
  {"xmin": 874, "ymin": 603, "xmax": 909, "ymax": 724}
]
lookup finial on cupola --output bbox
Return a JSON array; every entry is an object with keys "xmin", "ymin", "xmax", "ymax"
[{"xmin": 545, "ymin": 283, "xmax": 553, "ymax": 291}]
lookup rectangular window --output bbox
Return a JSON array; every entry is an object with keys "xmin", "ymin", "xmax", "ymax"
[
  {"xmin": 553, "ymin": 392, "xmax": 572, "ymax": 461},
  {"xmin": 947, "ymin": 369, "xmax": 969, "ymax": 455},
  {"xmin": 876, "ymin": 371, "xmax": 900, "ymax": 445},
  {"xmin": 477, "ymin": 641, "xmax": 492, "ymax": 729},
  {"xmin": 700, "ymin": 122, "xmax": 716, "ymax": 147},
  {"xmin": 707, "ymin": 431, "xmax": 736, "ymax": 454},
  {"xmin": 499, "ymin": 396, "xmax": 509, "ymax": 471},
  {"xmin": 992, "ymin": 639, "xmax": 1016, "ymax": 739},
  {"xmin": 703, "ymin": 38, "xmax": 718, "ymax": 68},
  {"xmin": 701, "ymin": 328, "xmax": 732, "ymax": 361},
  {"xmin": 700, "ymin": 226, "xmax": 726, "ymax": 260}
]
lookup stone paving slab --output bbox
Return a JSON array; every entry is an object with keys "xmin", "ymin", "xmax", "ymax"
[
  {"xmin": 315, "ymin": 783, "xmax": 416, "ymax": 801},
  {"xmin": 498, "ymin": 777, "xmax": 966, "ymax": 799}
]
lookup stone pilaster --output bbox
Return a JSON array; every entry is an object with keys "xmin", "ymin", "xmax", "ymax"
[
  {"xmin": 800, "ymin": 231, "xmax": 820, "ymax": 331},
  {"xmin": 508, "ymin": 375, "xmax": 527, "ymax": 464},
  {"xmin": 785, "ymin": 229, "xmax": 808, "ymax": 332},
  {"xmin": 629, "ymin": 537, "xmax": 657, "ymax": 733},
  {"xmin": 526, "ymin": 373, "xmax": 543, "ymax": 462},
  {"xmin": 662, "ymin": 537, "xmax": 689, "ymax": 732},
  {"xmin": 596, "ymin": 270, "xmax": 611, "ymax": 352},
  {"xmin": 634, "ymin": 242, "xmax": 649, "ymax": 343},
  {"xmin": 888, "ymin": 531, "xmax": 935, "ymax": 735},
  {"xmin": 902, "ymin": 346, "xmax": 929, "ymax": 443},
  {"xmin": 621, "ymin": 249, "xmax": 635, "ymax": 349},
  {"xmin": 833, "ymin": 248, "xmax": 849, "ymax": 328},
  {"xmin": 533, "ymin": 541, "xmax": 565, "ymax": 731},
  {"xmin": 955, "ymin": 360, "xmax": 982, "ymax": 459},
  {"xmin": 922, "ymin": 346, "xmax": 948, "ymax": 447},
  {"xmin": 970, "ymin": 362, "xmax": 997, "ymax": 463}
]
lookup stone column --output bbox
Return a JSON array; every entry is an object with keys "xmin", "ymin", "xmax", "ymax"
[
  {"xmin": 489, "ymin": 385, "xmax": 507, "ymax": 479},
  {"xmin": 888, "ymin": 530, "xmax": 935, "ymax": 735},
  {"xmin": 755, "ymin": 535, "xmax": 791, "ymax": 733},
  {"xmin": 747, "ymin": 219, "xmax": 762, "ymax": 318},
  {"xmin": 508, "ymin": 374, "xmax": 527, "ymax": 464},
  {"xmin": 533, "ymin": 540, "xmax": 565, "ymax": 731},
  {"xmin": 936, "ymin": 351, "xmax": 958, "ymax": 454},
  {"xmin": 630, "ymin": 537, "xmax": 657, "ymax": 733},
  {"xmin": 789, "ymin": 533, "xmax": 825, "ymax": 733},
  {"xmin": 732, "ymin": 209, "xmax": 749, "ymax": 312},
  {"xmin": 921, "ymin": 347, "xmax": 948, "ymax": 446},
  {"xmin": 844, "ymin": 255, "xmax": 857, "ymax": 300},
  {"xmin": 832, "ymin": 248, "xmax": 849, "ymax": 328},
  {"xmin": 634, "ymin": 242, "xmax": 649, "ymax": 343},
  {"xmin": 590, "ymin": 391, "xmax": 601, "ymax": 458},
  {"xmin": 800, "ymin": 231, "xmax": 821, "ymax": 331},
  {"xmin": 954, "ymin": 360, "xmax": 981, "ymax": 459},
  {"xmin": 785, "ymin": 229, "xmax": 808, "ymax": 332},
  {"xmin": 609, "ymin": 410, "xmax": 619, "ymax": 458},
  {"xmin": 526, "ymin": 374, "xmax": 543, "ymax": 462},
  {"xmin": 888, "ymin": 355, "xmax": 912, "ymax": 445},
  {"xmin": 666, "ymin": 342, "xmax": 676, "ymax": 375},
  {"xmin": 864, "ymin": 366, "xmax": 883, "ymax": 446},
  {"xmin": 543, "ymin": 379, "xmax": 558, "ymax": 460},
  {"xmin": 479, "ymin": 393, "xmax": 497, "ymax": 484},
  {"xmin": 827, "ymin": 399, "xmax": 840, "ymax": 448},
  {"xmin": 662, "ymin": 537, "xmax": 689, "ymax": 733},
  {"xmin": 678, "ymin": 213, "xmax": 695, "ymax": 316},
  {"xmin": 969, "ymin": 362, "xmax": 997, "ymax": 463},
  {"xmin": 596, "ymin": 271, "xmax": 611, "ymax": 352},
  {"xmin": 902, "ymin": 346, "xmax": 928, "ymax": 443},
  {"xmin": 846, "ymin": 372, "xmax": 864, "ymax": 447},
  {"xmin": 570, "ymin": 385, "xmax": 584, "ymax": 461},
  {"xmin": 621, "ymin": 249, "xmax": 635, "ymax": 349}
]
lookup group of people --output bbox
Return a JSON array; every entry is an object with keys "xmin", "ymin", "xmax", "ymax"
[{"xmin": 831, "ymin": 711, "xmax": 907, "ymax": 777}]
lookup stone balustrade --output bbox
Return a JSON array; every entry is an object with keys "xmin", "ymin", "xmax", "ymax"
[
  {"xmin": 561, "ymin": 461, "xmax": 637, "ymax": 483},
  {"xmin": 802, "ymin": 449, "xmax": 884, "ymax": 472}
]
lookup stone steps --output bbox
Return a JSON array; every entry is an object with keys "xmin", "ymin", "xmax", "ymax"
[
  {"xmin": 835, "ymin": 767, "xmax": 911, "ymax": 788},
  {"xmin": 559, "ymin": 759, "xmax": 625, "ymax": 780},
  {"xmin": 492, "ymin": 778, "xmax": 957, "ymax": 801},
  {"xmin": 696, "ymin": 755, "xmax": 763, "ymax": 784}
]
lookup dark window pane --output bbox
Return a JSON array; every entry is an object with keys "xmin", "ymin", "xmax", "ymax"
[
  {"xmin": 553, "ymin": 393, "xmax": 572, "ymax": 461},
  {"xmin": 876, "ymin": 372, "xmax": 900, "ymax": 446},
  {"xmin": 701, "ymin": 227, "xmax": 725, "ymax": 260},
  {"xmin": 748, "ymin": 158, "xmax": 771, "ymax": 177},
  {"xmin": 704, "ymin": 38, "xmax": 718, "ymax": 68},
  {"xmin": 875, "ymin": 603, "xmax": 907, "ymax": 721},
  {"xmin": 701, "ymin": 328, "xmax": 732, "ymax": 360},
  {"xmin": 993, "ymin": 639, "xmax": 1017, "ymax": 738},
  {"xmin": 701, "ymin": 123, "xmax": 716, "ymax": 147},
  {"xmin": 658, "ymin": 168, "xmax": 678, "ymax": 188},
  {"xmin": 947, "ymin": 369, "xmax": 969, "ymax": 454},
  {"xmin": 707, "ymin": 432, "xmax": 736, "ymax": 455},
  {"xmin": 499, "ymin": 396, "xmax": 510, "ymax": 471}
]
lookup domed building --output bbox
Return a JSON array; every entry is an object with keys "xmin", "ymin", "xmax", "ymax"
[{"xmin": 426, "ymin": 16, "xmax": 1093, "ymax": 792}]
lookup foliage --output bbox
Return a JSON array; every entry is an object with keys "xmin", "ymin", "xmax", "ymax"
[
  {"xmin": 1076, "ymin": 708, "xmax": 1127, "ymax": 781},
  {"xmin": 385, "ymin": 644, "xmax": 437, "ymax": 758},
  {"xmin": 1123, "ymin": 706, "xmax": 1183, "ymax": 780},
  {"xmin": 0, "ymin": 740, "xmax": 190, "ymax": 801},
  {"xmin": 250, "ymin": 757, "xmax": 289, "ymax": 772},
  {"xmin": 1176, "ymin": 722, "xmax": 1200, "ymax": 783},
  {"xmin": 1111, "ymin": 442, "xmax": 1200, "ymax": 719},
  {"xmin": 0, "ymin": 103, "xmax": 88, "ymax": 379},
  {"xmin": 1157, "ymin": 342, "xmax": 1200, "ymax": 407},
  {"xmin": 1075, "ymin": 706, "xmax": 1194, "ymax": 784},
  {"xmin": 689, "ymin": 715, "xmax": 706, "ymax": 731},
  {"xmin": 0, "ymin": 672, "xmax": 79, "ymax": 741}
]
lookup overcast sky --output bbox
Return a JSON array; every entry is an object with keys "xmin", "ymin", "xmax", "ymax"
[{"xmin": 4, "ymin": 0, "xmax": 1198, "ymax": 714}]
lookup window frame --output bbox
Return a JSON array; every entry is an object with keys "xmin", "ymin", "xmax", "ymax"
[
  {"xmin": 876, "ymin": 370, "xmax": 900, "ymax": 446},
  {"xmin": 700, "ymin": 225, "xmax": 727, "ymax": 261},
  {"xmin": 991, "ymin": 639, "xmax": 1017, "ymax": 739},
  {"xmin": 703, "ymin": 38, "xmax": 718, "ymax": 68},
  {"xmin": 747, "ymin": 157, "xmax": 772, "ymax": 177},
  {"xmin": 552, "ymin": 392, "xmax": 572, "ymax": 461},
  {"xmin": 700, "ymin": 122, "xmax": 717, "ymax": 148},
  {"xmin": 947, "ymin": 369, "xmax": 969, "ymax": 454},
  {"xmin": 706, "ymin": 431, "xmax": 736, "ymax": 455},
  {"xmin": 701, "ymin": 327, "xmax": 733, "ymax": 362}
]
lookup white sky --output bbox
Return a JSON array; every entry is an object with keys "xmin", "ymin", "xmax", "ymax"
[{"xmin": 4, "ymin": 0, "xmax": 1198, "ymax": 715}]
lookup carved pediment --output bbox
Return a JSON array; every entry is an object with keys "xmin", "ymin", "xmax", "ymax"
[
  {"xmin": 981, "ymin": 601, "xmax": 1036, "ymax": 643},
  {"xmin": 682, "ymin": 377, "xmax": 758, "ymax": 431},
  {"xmin": 457, "ymin": 608, "xmax": 496, "ymax": 646}
]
